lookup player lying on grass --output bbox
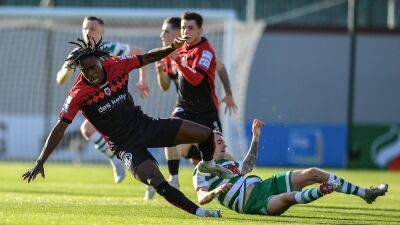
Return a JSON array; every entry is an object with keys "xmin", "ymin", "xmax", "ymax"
[
  {"xmin": 193, "ymin": 119, "xmax": 389, "ymax": 215},
  {"xmin": 22, "ymin": 36, "xmax": 234, "ymax": 218}
]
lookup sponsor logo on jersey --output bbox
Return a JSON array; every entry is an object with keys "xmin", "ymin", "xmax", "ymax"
[
  {"xmin": 198, "ymin": 50, "xmax": 213, "ymax": 70},
  {"xmin": 97, "ymin": 93, "xmax": 127, "ymax": 114},
  {"xmin": 61, "ymin": 96, "xmax": 73, "ymax": 113}
]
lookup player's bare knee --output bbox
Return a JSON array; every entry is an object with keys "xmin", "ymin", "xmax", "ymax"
[
  {"xmin": 305, "ymin": 167, "xmax": 322, "ymax": 181},
  {"xmin": 80, "ymin": 120, "xmax": 94, "ymax": 140},
  {"xmin": 80, "ymin": 123, "xmax": 90, "ymax": 140}
]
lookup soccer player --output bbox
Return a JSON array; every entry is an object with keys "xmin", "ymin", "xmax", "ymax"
[
  {"xmin": 148, "ymin": 16, "xmax": 237, "ymax": 199},
  {"xmin": 22, "ymin": 36, "xmax": 233, "ymax": 217},
  {"xmin": 193, "ymin": 119, "xmax": 389, "ymax": 215},
  {"xmin": 57, "ymin": 16, "xmax": 150, "ymax": 184}
]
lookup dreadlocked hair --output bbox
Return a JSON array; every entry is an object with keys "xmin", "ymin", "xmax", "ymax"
[{"xmin": 66, "ymin": 36, "xmax": 110, "ymax": 70}]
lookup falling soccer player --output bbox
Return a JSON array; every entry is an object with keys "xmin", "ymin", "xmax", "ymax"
[
  {"xmin": 56, "ymin": 16, "xmax": 150, "ymax": 184},
  {"xmin": 193, "ymin": 119, "xmax": 389, "ymax": 215},
  {"xmin": 22, "ymin": 36, "xmax": 234, "ymax": 218}
]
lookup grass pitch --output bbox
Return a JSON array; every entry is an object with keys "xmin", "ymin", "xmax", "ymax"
[{"xmin": 1, "ymin": 162, "xmax": 399, "ymax": 225}]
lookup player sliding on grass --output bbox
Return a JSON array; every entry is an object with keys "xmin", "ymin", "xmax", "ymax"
[
  {"xmin": 22, "ymin": 36, "xmax": 234, "ymax": 218},
  {"xmin": 193, "ymin": 119, "xmax": 389, "ymax": 215},
  {"xmin": 57, "ymin": 16, "xmax": 150, "ymax": 184}
]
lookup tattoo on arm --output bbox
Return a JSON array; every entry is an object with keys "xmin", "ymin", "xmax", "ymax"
[
  {"xmin": 141, "ymin": 46, "xmax": 175, "ymax": 66},
  {"xmin": 241, "ymin": 137, "xmax": 259, "ymax": 175},
  {"xmin": 217, "ymin": 62, "xmax": 232, "ymax": 96}
]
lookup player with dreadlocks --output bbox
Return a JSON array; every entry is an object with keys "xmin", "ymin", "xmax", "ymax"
[
  {"xmin": 57, "ymin": 16, "xmax": 151, "ymax": 184},
  {"xmin": 22, "ymin": 36, "xmax": 234, "ymax": 218}
]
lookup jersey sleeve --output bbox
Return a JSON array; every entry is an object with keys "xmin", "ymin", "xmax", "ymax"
[
  {"xmin": 193, "ymin": 171, "xmax": 210, "ymax": 191},
  {"xmin": 175, "ymin": 53, "xmax": 205, "ymax": 86},
  {"xmin": 192, "ymin": 49, "xmax": 214, "ymax": 74},
  {"xmin": 109, "ymin": 55, "xmax": 143, "ymax": 74},
  {"xmin": 58, "ymin": 91, "xmax": 81, "ymax": 124}
]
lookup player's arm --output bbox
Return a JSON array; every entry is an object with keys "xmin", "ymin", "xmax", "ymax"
[
  {"xmin": 216, "ymin": 59, "xmax": 238, "ymax": 115},
  {"xmin": 196, "ymin": 184, "xmax": 232, "ymax": 205},
  {"xmin": 56, "ymin": 60, "xmax": 74, "ymax": 85},
  {"xmin": 155, "ymin": 61, "xmax": 171, "ymax": 91},
  {"xmin": 171, "ymin": 52, "xmax": 204, "ymax": 86},
  {"xmin": 140, "ymin": 36, "xmax": 189, "ymax": 66},
  {"xmin": 22, "ymin": 120, "xmax": 69, "ymax": 182},
  {"xmin": 131, "ymin": 47, "xmax": 150, "ymax": 99},
  {"xmin": 240, "ymin": 119, "xmax": 264, "ymax": 175}
]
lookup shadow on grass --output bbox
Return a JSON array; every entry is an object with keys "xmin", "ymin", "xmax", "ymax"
[
  {"xmin": 305, "ymin": 205, "xmax": 400, "ymax": 213},
  {"xmin": 0, "ymin": 188, "xmax": 117, "ymax": 198}
]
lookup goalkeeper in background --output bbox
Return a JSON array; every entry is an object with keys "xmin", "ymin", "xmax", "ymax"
[
  {"xmin": 145, "ymin": 12, "xmax": 238, "ymax": 200},
  {"xmin": 56, "ymin": 16, "xmax": 150, "ymax": 184},
  {"xmin": 194, "ymin": 119, "xmax": 389, "ymax": 215}
]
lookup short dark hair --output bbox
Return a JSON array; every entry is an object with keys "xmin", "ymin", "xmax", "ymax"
[
  {"xmin": 181, "ymin": 11, "xmax": 203, "ymax": 28},
  {"xmin": 84, "ymin": 16, "xmax": 104, "ymax": 26},
  {"xmin": 163, "ymin": 17, "xmax": 181, "ymax": 29}
]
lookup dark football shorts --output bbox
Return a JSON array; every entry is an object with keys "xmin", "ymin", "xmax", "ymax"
[
  {"xmin": 117, "ymin": 114, "xmax": 183, "ymax": 169},
  {"xmin": 171, "ymin": 107, "xmax": 222, "ymax": 132}
]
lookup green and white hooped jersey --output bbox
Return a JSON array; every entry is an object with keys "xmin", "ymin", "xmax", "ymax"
[
  {"xmin": 103, "ymin": 41, "xmax": 131, "ymax": 57},
  {"xmin": 193, "ymin": 159, "xmax": 262, "ymax": 213}
]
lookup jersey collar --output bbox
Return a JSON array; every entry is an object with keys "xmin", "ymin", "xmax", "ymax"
[{"xmin": 186, "ymin": 37, "xmax": 207, "ymax": 50}]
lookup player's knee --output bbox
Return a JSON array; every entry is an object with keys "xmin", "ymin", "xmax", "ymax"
[
  {"xmin": 304, "ymin": 167, "xmax": 323, "ymax": 180},
  {"xmin": 80, "ymin": 121, "xmax": 94, "ymax": 140}
]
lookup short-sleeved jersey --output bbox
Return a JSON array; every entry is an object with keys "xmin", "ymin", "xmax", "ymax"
[
  {"xmin": 174, "ymin": 37, "xmax": 219, "ymax": 118},
  {"xmin": 104, "ymin": 41, "xmax": 131, "ymax": 57},
  {"xmin": 193, "ymin": 158, "xmax": 262, "ymax": 213},
  {"xmin": 160, "ymin": 56, "xmax": 178, "ymax": 91},
  {"xmin": 59, "ymin": 55, "xmax": 144, "ymax": 151}
]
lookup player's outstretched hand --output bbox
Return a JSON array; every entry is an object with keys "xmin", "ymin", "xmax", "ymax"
[
  {"xmin": 22, "ymin": 161, "xmax": 45, "ymax": 183},
  {"xmin": 220, "ymin": 95, "xmax": 238, "ymax": 115},
  {"xmin": 214, "ymin": 183, "xmax": 232, "ymax": 195},
  {"xmin": 134, "ymin": 79, "xmax": 150, "ymax": 99},
  {"xmin": 171, "ymin": 35, "xmax": 191, "ymax": 50},
  {"xmin": 252, "ymin": 119, "xmax": 265, "ymax": 138}
]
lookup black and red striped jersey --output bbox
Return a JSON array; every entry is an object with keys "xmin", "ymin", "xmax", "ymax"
[
  {"xmin": 174, "ymin": 37, "xmax": 219, "ymax": 118},
  {"xmin": 59, "ymin": 55, "xmax": 144, "ymax": 150}
]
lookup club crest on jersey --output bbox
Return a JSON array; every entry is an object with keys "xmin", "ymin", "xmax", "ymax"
[
  {"xmin": 122, "ymin": 152, "xmax": 132, "ymax": 168},
  {"xmin": 104, "ymin": 87, "xmax": 111, "ymax": 96}
]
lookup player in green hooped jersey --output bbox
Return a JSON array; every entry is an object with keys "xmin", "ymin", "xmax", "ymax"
[{"xmin": 193, "ymin": 119, "xmax": 389, "ymax": 216}]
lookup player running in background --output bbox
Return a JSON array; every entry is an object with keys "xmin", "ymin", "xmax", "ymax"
[
  {"xmin": 193, "ymin": 119, "xmax": 389, "ymax": 215},
  {"xmin": 146, "ymin": 16, "xmax": 237, "ymax": 199},
  {"xmin": 56, "ymin": 16, "xmax": 150, "ymax": 184},
  {"xmin": 145, "ymin": 12, "xmax": 238, "ymax": 200},
  {"xmin": 22, "ymin": 36, "xmax": 233, "ymax": 217}
]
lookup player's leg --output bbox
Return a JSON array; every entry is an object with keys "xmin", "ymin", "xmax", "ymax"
[
  {"xmin": 166, "ymin": 145, "xmax": 183, "ymax": 188},
  {"xmin": 291, "ymin": 167, "xmax": 388, "ymax": 204},
  {"xmin": 173, "ymin": 119, "xmax": 232, "ymax": 178},
  {"xmin": 267, "ymin": 189, "xmax": 330, "ymax": 216},
  {"xmin": 120, "ymin": 151, "xmax": 221, "ymax": 217},
  {"xmin": 80, "ymin": 120, "xmax": 125, "ymax": 183},
  {"xmin": 144, "ymin": 146, "xmax": 181, "ymax": 200},
  {"xmin": 290, "ymin": 167, "xmax": 330, "ymax": 191},
  {"xmin": 183, "ymin": 145, "xmax": 202, "ymax": 165}
]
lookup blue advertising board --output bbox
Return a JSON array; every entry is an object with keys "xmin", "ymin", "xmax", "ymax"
[{"xmin": 247, "ymin": 123, "xmax": 347, "ymax": 167}]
